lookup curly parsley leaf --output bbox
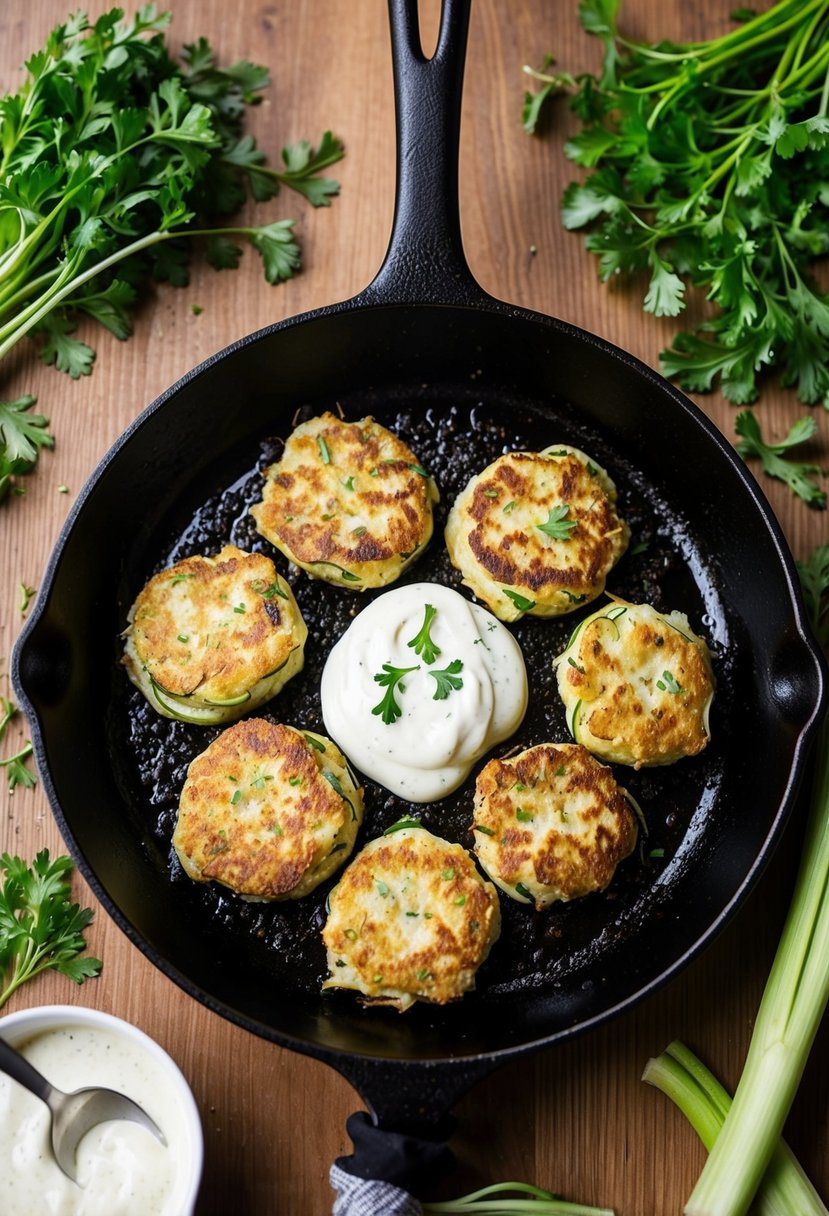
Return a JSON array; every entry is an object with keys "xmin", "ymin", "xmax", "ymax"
[
  {"xmin": 735, "ymin": 409, "xmax": 826, "ymax": 508},
  {"xmin": 0, "ymin": 850, "xmax": 102, "ymax": 1008}
]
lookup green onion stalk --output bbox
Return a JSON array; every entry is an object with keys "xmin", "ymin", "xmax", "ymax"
[
  {"xmin": 657, "ymin": 545, "xmax": 829, "ymax": 1216},
  {"xmin": 422, "ymin": 1182, "xmax": 614, "ymax": 1215}
]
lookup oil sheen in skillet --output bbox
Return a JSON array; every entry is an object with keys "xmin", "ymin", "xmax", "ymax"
[{"xmin": 110, "ymin": 394, "xmax": 732, "ymax": 1004}]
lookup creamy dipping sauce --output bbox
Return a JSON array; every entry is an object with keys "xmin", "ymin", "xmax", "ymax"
[
  {"xmin": 321, "ymin": 583, "xmax": 528, "ymax": 801},
  {"xmin": 0, "ymin": 1025, "xmax": 192, "ymax": 1216}
]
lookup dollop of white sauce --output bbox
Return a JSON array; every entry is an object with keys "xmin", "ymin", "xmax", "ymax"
[
  {"xmin": 0, "ymin": 1026, "xmax": 195, "ymax": 1216},
  {"xmin": 321, "ymin": 583, "xmax": 528, "ymax": 801}
]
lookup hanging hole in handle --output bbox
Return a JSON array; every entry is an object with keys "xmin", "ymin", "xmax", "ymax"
[{"xmin": 417, "ymin": 0, "xmax": 442, "ymax": 59}]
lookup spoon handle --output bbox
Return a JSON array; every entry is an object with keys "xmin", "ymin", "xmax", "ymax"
[{"xmin": 0, "ymin": 1035, "xmax": 55, "ymax": 1106}]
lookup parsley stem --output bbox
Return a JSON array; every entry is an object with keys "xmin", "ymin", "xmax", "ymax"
[
  {"xmin": 0, "ymin": 222, "xmax": 292, "ymax": 363},
  {"xmin": 0, "ymin": 254, "xmax": 82, "ymax": 347}
]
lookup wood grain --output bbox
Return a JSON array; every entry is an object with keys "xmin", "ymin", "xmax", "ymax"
[{"xmin": 0, "ymin": 2, "xmax": 827, "ymax": 1213}]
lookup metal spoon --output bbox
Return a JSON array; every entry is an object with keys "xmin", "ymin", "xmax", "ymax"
[{"xmin": 0, "ymin": 1034, "xmax": 166, "ymax": 1183}]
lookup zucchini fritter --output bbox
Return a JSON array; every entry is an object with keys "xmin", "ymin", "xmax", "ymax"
[
  {"xmin": 554, "ymin": 599, "xmax": 715, "ymax": 768},
  {"xmin": 173, "ymin": 719, "xmax": 363, "ymax": 900},
  {"xmin": 322, "ymin": 825, "xmax": 500, "ymax": 1010},
  {"xmin": 444, "ymin": 445, "xmax": 629, "ymax": 621},
  {"xmin": 472, "ymin": 743, "xmax": 638, "ymax": 909},
  {"xmin": 251, "ymin": 412, "xmax": 438, "ymax": 589},
  {"xmin": 122, "ymin": 545, "xmax": 307, "ymax": 725}
]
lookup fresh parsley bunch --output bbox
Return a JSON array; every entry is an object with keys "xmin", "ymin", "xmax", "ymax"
[
  {"xmin": 524, "ymin": 0, "xmax": 829, "ymax": 409},
  {"xmin": 0, "ymin": 6, "xmax": 344, "ymax": 501},
  {"xmin": 0, "ymin": 850, "xmax": 102, "ymax": 1009}
]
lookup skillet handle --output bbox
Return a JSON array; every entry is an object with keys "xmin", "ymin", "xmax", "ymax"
[
  {"xmin": 327, "ymin": 1055, "xmax": 498, "ymax": 1207},
  {"xmin": 361, "ymin": 0, "xmax": 488, "ymax": 308},
  {"xmin": 330, "ymin": 1110, "xmax": 455, "ymax": 1212}
]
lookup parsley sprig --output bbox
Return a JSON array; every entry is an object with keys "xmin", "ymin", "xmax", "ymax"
[
  {"xmin": 0, "ymin": 7, "xmax": 344, "ymax": 501},
  {"xmin": 525, "ymin": 0, "xmax": 829, "ymax": 409},
  {"xmin": 0, "ymin": 850, "xmax": 102, "ymax": 1009},
  {"xmin": 429, "ymin": 658, "xmax": 464, "ymax": 700},
  {"xmin": 371, "ymin": 663, "xmax": 420, "ymax": 725},
  {"xmin": 373, "ymin": 604, "xmax": 467, "ymax": 722},
  {"xmin": 735, "ymin": 410, "xmax": 826, "ymax": 508},
  {"xmin": 537, "ymin": 504, "xmax": 577, "ymax": 541},
  {"xmin": 407, "ymin": 603, "xmax": 442, "ymax": 663},
  {"xmin": 0, "ymin": 696, "xmax": 36, "ymax": 794}
]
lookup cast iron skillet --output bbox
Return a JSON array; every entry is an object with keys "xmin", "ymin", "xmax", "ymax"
[{"xmin": 11, "ymin": 0, "xmax": 827, "ymax": 1145}]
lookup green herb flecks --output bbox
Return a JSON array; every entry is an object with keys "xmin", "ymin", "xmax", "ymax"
[
  {"xmin": 254, "ymin": 578, "xmax": 288, "ymax": 601},
  {"xmin": 371, "ymin": 663, "xmax": 420, "ymax": 725},
  {"xmin": 0, "ymin": 850, "xmax": 102, "ymax": 1010},
  {"xmin": 537, "ymin": 504, "xmax": 578, "ymax": 541},
  {"xmin": 502, "ymin": 588, "xmax": 536, "ymax": 613},
  {"xmin": 318, "ymin": 436, "xmax": 332, "ymax": 464},
  {"xmin": 656, "ymin": 670, "xmax": 683, "ymax": 695},
  {"xmin": 18, "ymin": 583, "xmax": 35, "ymax": 616},
  {"xmin": 407, "ymin": 603, "xmax": 441, "ymax": 664}
]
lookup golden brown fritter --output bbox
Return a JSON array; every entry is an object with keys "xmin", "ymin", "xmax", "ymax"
[
  {"xmin": 471, "ymin": 743, "xmax": 638, "ymax": 909},
  {"xmin": 251, "ymin": 412, "xmax": 438, "ymax": 589},
  {"xmin": 173, "ymin": 720, "xmax": 363, "ymax": 900},
  {"xmin": 445, "ymin": 445, "xmax": 629, "ymax": 621},
  {"xmin": 554, "ymin": 599, "xmax": 715, "ymax": 768},
  {"xmin": 322, "ymin": 826, "xmax": 500, "ymax": 1010},
  {"xmin": 123, "ymin": 545, "xmax": 307, "ymax": 725}
]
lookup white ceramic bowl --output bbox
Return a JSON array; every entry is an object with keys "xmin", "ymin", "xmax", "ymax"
[{"xmin": 0, "ymin": 1004, "xmax": 203, "ymax": 1214}]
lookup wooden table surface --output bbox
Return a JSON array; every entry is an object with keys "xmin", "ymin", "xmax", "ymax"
[{"xmin": 1, "ymin": 2, "xmax": 827, "ymax": 1213}]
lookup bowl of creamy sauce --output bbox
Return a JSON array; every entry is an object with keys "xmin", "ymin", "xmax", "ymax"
[{"xmin": 0, "ymin": 1005, "xmax": 203, "ymax": 1216}]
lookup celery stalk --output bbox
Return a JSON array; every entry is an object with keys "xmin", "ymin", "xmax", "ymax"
[
  {"xmin": 643, "ymin": 1042, "xmax": 827, "ymax": 1215},
  {"xmin": 683, "ymin": 545, "xmax": 829, "ymax": 1216},
  {"xmin": 685, "ymin": 712, "xmax": 829, "ymax": 1216}
]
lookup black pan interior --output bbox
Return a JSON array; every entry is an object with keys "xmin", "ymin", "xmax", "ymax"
[{"xmin": 17, "ymin": 300, "xmax": 821, "ymax": 1062}]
